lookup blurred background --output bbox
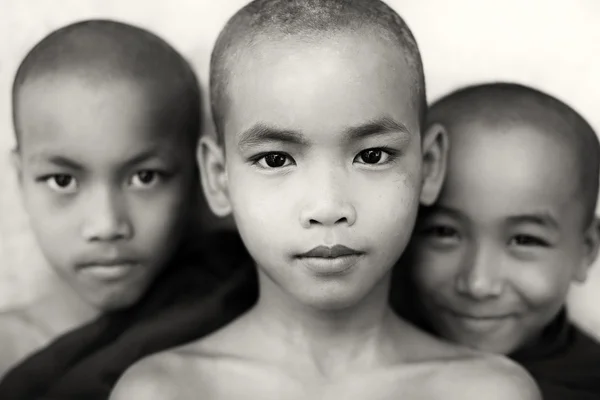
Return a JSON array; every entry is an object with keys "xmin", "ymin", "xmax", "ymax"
[{"xmin": 1, "ymin": 0, "xmax": 599, "ymax": 335}]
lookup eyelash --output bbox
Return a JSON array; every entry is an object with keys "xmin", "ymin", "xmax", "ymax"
[
  {"xmin": 419, "ymin": 226, "xmax": 551, "ymax": 249},
  {"xmin": 249, "ymin": 152, "xmax": 295, "ymax": 169},
  {"xmin": 250, "ymin": 146, "xmax": 398, "ymax": 169},
  {"xmin": 421, "ymin": 224, "xmax": 459, "ymax": 238},
  {"xmin": 354, "ymin": 146, "xmax": 398, "ymax": 166},
  {"xmin": 35, "ymin": 169, "xmax": 171, "ymax": 193},
  {"xmin": 37, "ymin": 174, "xmax": 78, "ymax": 193},
  {"xmin": 510, "ymin": 234, "xmax": 550, "ymax": 248},
  {"xmin": 128, "ymin": 170, "xmax": 170, "ymax": 188}
]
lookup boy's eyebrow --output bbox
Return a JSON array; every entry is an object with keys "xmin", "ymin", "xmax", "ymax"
[
  {"xmin": 507, "ymin": 212, "xmax": 560, "ymax": 230},
  {"xmin": 238, "ymin": 117, "xmax": 411, "ymax": 151},
  {"xmin": 122, "ymin": 149, "xmax": 165, "ymax": 168},
  {"xmin": 344, "ymin": 116, "xmax": 412, "ymax": 142},
  {"xmin": 238, "ymin": 124, "xmax": 309, "ymax": 150},
  {"xmin": 28, "ymin": 154, "xmax": 84, "ymax": 171},
  {"xmin": 27, "ymin": 149, "xmax": 166, "ymax": 170}
]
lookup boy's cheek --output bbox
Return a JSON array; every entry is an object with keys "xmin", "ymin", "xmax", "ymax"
[
  {"xmin": 128, "ymin": 199, "xmax": 186, "ymax": 242},
  {"xmin": 363, "ymin": 179, "xmax": 419, "ymax": 219},
  {"xmin": 22, "ymin": 185, "xmax": 70, "ymax": 218},
  {"xmin": 513, "ymin": 265, "xmax": 572, "ymax": 307},
  {"xmin": 413, "ymin": 263, "xmax": 454, "ymax": 294},
  {"xmin": 28, "ymin": 200, "xmax": 75, "ymax": 238},
  {"xmin": 230, "ymin": 176, "xmax": 296, "ymax": 217},
  {"xmin": 412, "ymin": 242, "xmax": 457, "ymax": 271}
]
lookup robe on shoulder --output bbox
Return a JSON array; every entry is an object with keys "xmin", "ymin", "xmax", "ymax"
[{"xmin": 0, "ymin": 230, "xmax": 258, "ymax": 400}]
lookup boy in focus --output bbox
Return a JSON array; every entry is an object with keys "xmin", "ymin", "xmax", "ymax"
[{"xmin": 113, "ymin": 2, "xmax": 540, "ymax": 399}]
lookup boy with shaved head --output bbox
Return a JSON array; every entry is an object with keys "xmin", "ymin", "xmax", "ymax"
[
  {"xmin": 398, "ymin": 82, "xmax": 600, "ymax": 399},
  {"xmin": 113, "ymin": 1, "xmax": 540, "ymax": 399},
  {"xmin": 0, "ymin": 19, "xmax": 257, "ymax": 399}
]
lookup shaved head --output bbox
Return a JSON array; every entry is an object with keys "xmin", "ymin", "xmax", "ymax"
[
  {"xmin": 13, "ymin": 19, "xmax": 201, "ymax": 149},
  {"xmin": 429, "ymin": 82, "xmax": 600, "ymax": 224},
  {"xmin": 210, "ymin": 0, "xmax": 426, "ymax": 141}
]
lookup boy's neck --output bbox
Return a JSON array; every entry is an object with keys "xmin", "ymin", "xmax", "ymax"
[
  {"xmin": 250, "ymin": 271, "xmax": 401, "ymax": 377},
  {"xmin": 30, "ymin": 272, "xmax": 102, "ymax": 339}
]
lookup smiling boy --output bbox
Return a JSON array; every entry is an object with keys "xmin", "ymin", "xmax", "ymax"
[{"xmin": 402, "ymin": 82, "xmax": 600, "ymax": 399}]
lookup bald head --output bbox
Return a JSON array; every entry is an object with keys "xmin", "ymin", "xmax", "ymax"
[
  {"xmin": 13, "ymin": 19, "xmax": 201, "ymax": 148},
  {"xmin": 429, "ymin": 82, "xmax": 600, "ymax": 223},
  {"xmin": 210, "ymin": 0, "xmax": 426, "ymax": 140}
]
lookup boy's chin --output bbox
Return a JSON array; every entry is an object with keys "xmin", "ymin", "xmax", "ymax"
[
  {"xmin": 81, "ymin": 284, "xmax": 149, "ymax": 313},
  {"xmin": 291, "ymin": 285, "xmax": 376, "ymax": 312},
  {"xmin": 447, "ymin": 330, "xmax": 523, "ymax": 355}
]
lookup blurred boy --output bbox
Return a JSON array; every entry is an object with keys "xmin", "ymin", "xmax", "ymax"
[
  {"xmin": 402, "ymin": 82, "xmax": 600, "ymax": 399},
  {"xmin": 0, "ymin": 19, "xmax": 256, "ymax": 399}
]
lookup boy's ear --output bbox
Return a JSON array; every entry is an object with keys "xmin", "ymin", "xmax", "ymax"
[
  {"xmin": 419, "ymin": 122, "xmax": 448, "ymax": 206},
  {"xmin": 574, "ymin": 216, "xmax": 600, "ymax": 283},
  {"xmin": 197, "ymin": 135, "xmax": 232, "ymax": 218}
]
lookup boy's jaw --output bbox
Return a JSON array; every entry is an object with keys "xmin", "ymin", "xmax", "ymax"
[
  {"xmin": 67, "ymin": 259, "xmax": 158, "ymax": 311},
  {"xmin": 15, "ymin": 77, "xmax": 193, "ymax": 314},
  {"xmin": 432, "ymin": 300, "xmax": 522, "ymax": 334},
  {"xmin": 425, "ymin": 297, "xmax": 561, "ymax": 354},
  {"xmin": 200, "ymin": 32, "xmax": 442, "ymax": 313},
  {"xmin": 410, "ymin": 120, "xmax": 592, "ymax": 355}
]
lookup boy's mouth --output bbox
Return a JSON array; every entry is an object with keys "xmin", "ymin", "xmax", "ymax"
[
  {"xmin": 298, "ymin": 245, "xmax": 363, "ymax": 259},
  {"xmin": 296, "ymin": 245, "xmax": 364, "ymax": 276},
  {"xmin": 440, "ymin": 304, "xmax": 515, "ymax": 320},
  {"xmin": 76, "ymin": 256, "xmax": 140, "ymax": 281},
  {"xmin": 436, "ymin": 305, "xmax": 518, "ymax": 332}
]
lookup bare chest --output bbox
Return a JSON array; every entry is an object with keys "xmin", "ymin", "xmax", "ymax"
[{"xmin": 176, "ymin": 361, "xmax": 452, "ymax": 400}]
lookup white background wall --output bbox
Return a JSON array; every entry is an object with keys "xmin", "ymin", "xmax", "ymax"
[{"xmin": 1, "ymin": 0, "xmax": 599, "ymax": 335}]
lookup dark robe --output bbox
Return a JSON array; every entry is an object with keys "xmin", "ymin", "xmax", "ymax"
[
  {"xmin": 0, "ymin": 230, "xmax": 258, "ymax": 400},
  {"xmin": 511, "ymin": 310, "xmax": 600, "ymax": 400}
]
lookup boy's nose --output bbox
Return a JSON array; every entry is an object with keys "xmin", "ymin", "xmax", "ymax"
[
  {"xmin": 81, "ymin": 188, "xmax": 133, "ymax": 242},
  {"xmin": 299, "ymin": 199, "xmax": 357, "ymax": 228},
  {"xmin": 455, "ymin": 243, "xmax": 504, "ymax": 300},
  {"xmin": 298, "ymin": 169, "xmax": 357, "ymax": 229}
]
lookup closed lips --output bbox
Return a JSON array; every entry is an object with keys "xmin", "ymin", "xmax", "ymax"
[{"xmin": 297, "ymin": 245, "xmax": 362, "ymax": 258}]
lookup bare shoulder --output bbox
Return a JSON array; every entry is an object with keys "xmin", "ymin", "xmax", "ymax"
[
  {"xmin": 396, "ymin": 321, "xmax": 539, "ymax": 399},
  {"xmin": 440, "ymin": 354, "xmax": 541, "ymax": 400},
  {"xmin": 110, "ymin": 325, "xmax": 242, "ymax": 400},
  {"xmin": 110, "ymin": 348, "xmax": 213, "ymax": 400},
  {"xmin": 0, "ymin": 307, "xmax": 48, "ymax": 378},
  {"xmin": 112, "ymin": 313, "xmax": 272, "ymax": 400}
]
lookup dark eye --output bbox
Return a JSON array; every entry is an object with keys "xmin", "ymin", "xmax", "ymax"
[
  {"xmin": 44, "ymin": 174, "xmax": 78, "ymax": 193},
  {"xmin": 55, "ymin": 175, "xmax": 72, "ymax": 187},
  {"xmin": 510, "ymin": 234, "xmax": 549, "ymax": 248},
  {"xmin": 130, "ymin": 170, "xmax": 161, "ymax": 188},
  {"xmin": 422, "ymin": 225, "xmax": 459, "ymax": 238},
  {"xmin": 418, "ymin": 224, "xmax": 461, "ymax": 249},
  {"xmin": 360, "ymin": 149, "xmax": 382, "ymax": 164},
  {"xmin": 355, "ymin": 148, "xmax": 392, "ymax": 165},
  {"xmin": 256, "ymin": 153, "xmax": 293, "ymax": 169}
]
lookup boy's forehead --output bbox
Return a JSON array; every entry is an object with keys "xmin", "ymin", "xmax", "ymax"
[
  {"xmin": 16, "ymin": 76, "xmax": 183, "ymax": 153},
  {"xmin": 18, "ymin": 71, "xmax": 171, "ymax": 105},
  {"xmin": 440, "ymin": 121, "xmax": 582, "ymax": 222},
  {"xmin": 448, "ymin": 118, "xmax": 578, "ymax": 166},
  {"xmin": 224, "ymin": 31, "xmax": 419, "ymax": 141}
]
